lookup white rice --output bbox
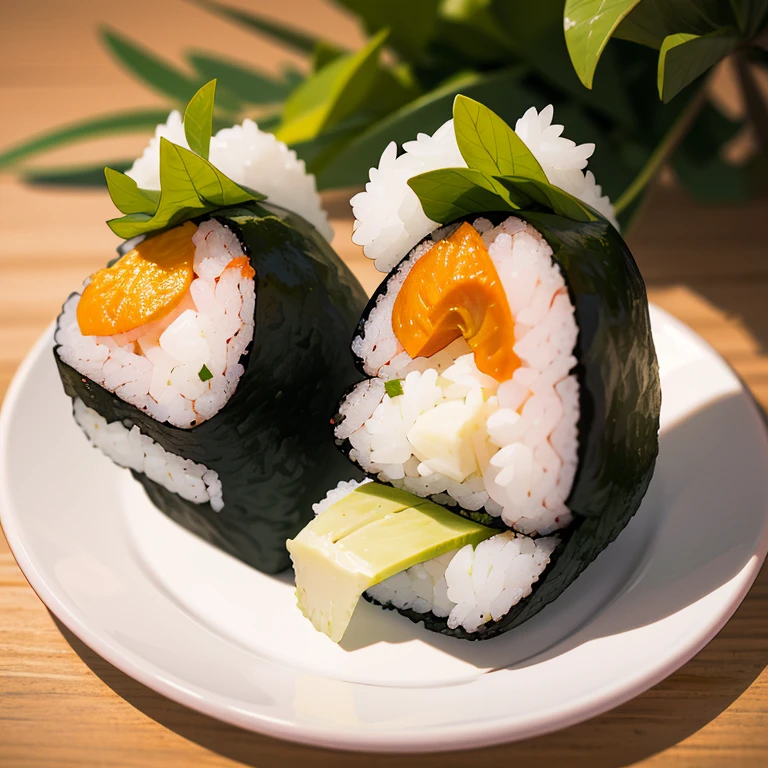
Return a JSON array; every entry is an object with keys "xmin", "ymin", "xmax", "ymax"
[
  {"xmin": 127, "ymin": 111, "xmax": 333, "ymax": 241},
  {"xmin": 56, "ymin": 219, "xmax": 255, "ymax": 429},
  {"xmin": 73, "ymin": 398, "xmax": 224, "ymax": 511},
  {"xmin": 337, "ymin": 216, "xmax": 579, "ymax": 536},
  {"xmin": 315, "ymin": 479, "xmax": 558, "ymax": 634},
  {"xmin": 351, "ymin": 104, "xmax": 617, "ymax": 273}
]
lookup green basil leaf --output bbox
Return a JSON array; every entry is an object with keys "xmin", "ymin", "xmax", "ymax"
[
  {"xmin": 188, "ymin": 52, "xmax": 295, "ymax": 105},
  {"xmin": 193, "ymin": 0, "xmax": 334, "ymax": 55},
  {"xmin": 335, "ymin": 0, "xmax": 440, "ymax": 61},
  {"xmin": 408, "ymin": 167, "xmax": 516, "ymax": 223},
  {"xmin": 563, "ymin": 0, "xmax": 643, "ymax": 88},
  {"xmin": 658, "ymin": 29, "xmax": 738, "ymax": 102},
  {"xmin": 175, "ymin": 142, "xmax": 264, "ymax": 206},
  {"xmin": 495, "ymin": 175, "xmax": 600, "ymax": 223},
  {"xmin": 105, "ymin": 167, "xmax": 160, "ymax": 215},
  {"xmin": 184, "ymin": 80, "xmax": 216, "ymax": 159},
  {"xmin": 108, "ymin": 138, "xmax": 264, "ymax": 238},
  {"xmin": 0, "ymin": 110, "xmax": 170, "ymax": 170},
  {"xmin": 315, "ymin": 67, "xmax": 538, "ymax": 189},
  {"xmin": 453, "ymin": 94, "xmax": 546, "ymax": 181},
  {"xmin": 277, "ymin": 29, "xmax": 389, "ymax": 145}
]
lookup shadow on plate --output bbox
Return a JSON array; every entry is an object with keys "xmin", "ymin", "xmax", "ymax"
[
  {"xmin": 54, "ymin": 559, "xmax": 768, "ymax": 768},
  {"xmin": 52, "ymin": 389, "xmax": 768, "ymax": 764}
]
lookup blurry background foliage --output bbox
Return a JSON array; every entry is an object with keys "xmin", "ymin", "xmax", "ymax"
[{"xmin": 1, "ymin": 0, "xmax": 767, "ymax": 233}]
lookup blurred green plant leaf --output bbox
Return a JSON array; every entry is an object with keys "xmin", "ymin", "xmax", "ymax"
[
  {"xmin": 22, "ymin": 160, "xmax": 133, "ymax": 187},
  {"xmin": 408, "ymin": 167, "xmax": 515, "ymax": 222},
  {"xmin": 193, "ymin": 0, "xmax": 336, "ymax": 55},
  {"xmin": 101, "ymin": 27, "xmax": 241, "ymax": 112},
  {"xmin": 314, "ymin": 67, "xmax": 538, "ymax": 189},
  {"xmin": 658, "ymin": 28, "xmax": 738, "ymax": 101},
  {"xmin": 183, "ymin": 79, "xmax": 216, "ymax": 158},
  {"xmin": 335, "ymin": 0, "xmax": 440, "ymax": 61},
  {"xmin": 312, "ymin": 41, "xmax": 345, "ymax": 72},
  {"xmin": 672, "ymin": 99, "xmax": 748, "ymax": 200},
  {"xmin": 0, "ymin": 110, "xmax": 170, "ymax": 170},
  {"xmin": 277, "ymin": 29, "xmax": 389, "ymax": 145},
  {"xmin": 563, "ymin": 0, "xmax": 643, "ymax": 88},
  {"xmin": 108, "ymin": 138, "xmax": 265, "ymax": 238},
  {"xmin": 453, "ymin": 95, "xmax": 547, "ymax": 180},
  {"xmin": 105, "ymin": 167, "xmax": 159, "ymax": 214},
  {"xmin": 729, "ymin": 0, "xmax": 768, "ymax": 37},
  {"xmin": 615, "ymin": 0, "xmax": 731, "ymax": 48},
  {"xmin": 429, "ymin": 0, "xmax": 518, "ymax": 70},
  {"xmin": 493, "ymin": 0, "xmax": 635, "ymax": 128},
  {"xmin": 547, "ymin": 102, "xmax": 641, "ymax": 201},
  {"xmin": 188, "ymin": 52, "xmax": 297, "ymax": 103}
]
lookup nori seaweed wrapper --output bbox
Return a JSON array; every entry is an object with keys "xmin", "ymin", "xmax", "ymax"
[
  {"xmin": 55, "ymin": 201, "xmax": 367, "ymax": 574},
  {"xmin": 343, "ymin": 212, "xmax": 661, "ymax": 639}
]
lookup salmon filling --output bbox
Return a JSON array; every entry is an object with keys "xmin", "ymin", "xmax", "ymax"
[{"xmin": 392, "ymin": 222, "xmax": 519, "ymax": 383}]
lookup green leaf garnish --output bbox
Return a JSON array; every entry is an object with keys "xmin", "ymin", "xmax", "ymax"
[
  {"xmin": 184, "ymin": 80, "xmax": 217, "ymax": 159},
  {"xmin": 453, "ymin": 95, "xmax": 547, "ymax": 182},
  {"xmin": 404, "ymin": 95, "xmax": 610, "ymax": 228},
  {"xmin": 105, "ymin": 81, "xmax": 266, "ymax": 239},
  {"xmin": 104, "ymin": 167, "xmax": 159, "ymax": 215},
  {"xmin": 494, "ymin": 176, "xmax": 601, "ymax": 223},
  {"xmin": 408, "ymin": 167, "xmax": 515, "ymax": 223},
  {"xmin": 107, "ymin": 137, "xmax": 264, "ymax": 238},
  {"xmin": 407, "ymin": 169, "xmax": 602, "ymax": 227},
  {"xmin": 385, "ymin": 379, "xmax": 404, "ymax": 398},
  {"xmin": 199, "ymin": 364, "xmax": 213, "ymax": 381}
]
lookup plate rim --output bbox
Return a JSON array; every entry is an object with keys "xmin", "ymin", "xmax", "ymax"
[{"xmin": 2, "ymin": 307, "xmax": 768, "ymax": 753}]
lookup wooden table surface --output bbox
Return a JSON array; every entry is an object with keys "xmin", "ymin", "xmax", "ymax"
[{"xmin": 2, "ymin": 2, "xmax": 768, "ymax": 766}]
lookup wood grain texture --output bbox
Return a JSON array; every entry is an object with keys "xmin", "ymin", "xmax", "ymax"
[{"xmin": 1, "ymin": 1, "xmax": 767, "ymax": 766}]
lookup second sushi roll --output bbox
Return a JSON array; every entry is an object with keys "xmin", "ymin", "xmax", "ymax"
[
  {"xmin": 289, "ymin": 97, "xmax": 661, "ymax": 641},
  {"xmin": 55, "ymin": 81, "xmax": 367, "ymax": 574}
]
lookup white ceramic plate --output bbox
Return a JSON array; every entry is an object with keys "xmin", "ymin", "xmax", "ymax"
[{"xmin": 2, "ymin": 305, "xmax": 768, "ymax": 753}]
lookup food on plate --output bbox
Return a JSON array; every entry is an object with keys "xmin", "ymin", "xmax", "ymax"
[
  {"xmin": 54, "ymin": 81, "xmax": 366, "ymax": 574},
  {"xmin": 289, "ymin": 96, "xmax": 661, "ymax": 639}
]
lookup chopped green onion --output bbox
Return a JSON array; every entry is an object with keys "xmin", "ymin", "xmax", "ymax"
[
  {"xmin": 384, "ymin": 378, "xmax": 404, "ymax": 398},
  {"xmin": 199, "ymin": 364, "xmax": 213, "ymax": 381}
]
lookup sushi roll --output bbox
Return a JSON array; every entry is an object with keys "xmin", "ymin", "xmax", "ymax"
[
  {"xmin": 288, "ymin": 97, "xmax": 661, "ymax": 639},
  {"xmin": 54, "ymin": 82, "xmax": 367, "ymax": 574}
]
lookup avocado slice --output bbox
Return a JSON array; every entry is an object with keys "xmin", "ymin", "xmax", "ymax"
[{"xmin": 287, "ymin": 482, "xmax": 496, "ymax": 642}]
